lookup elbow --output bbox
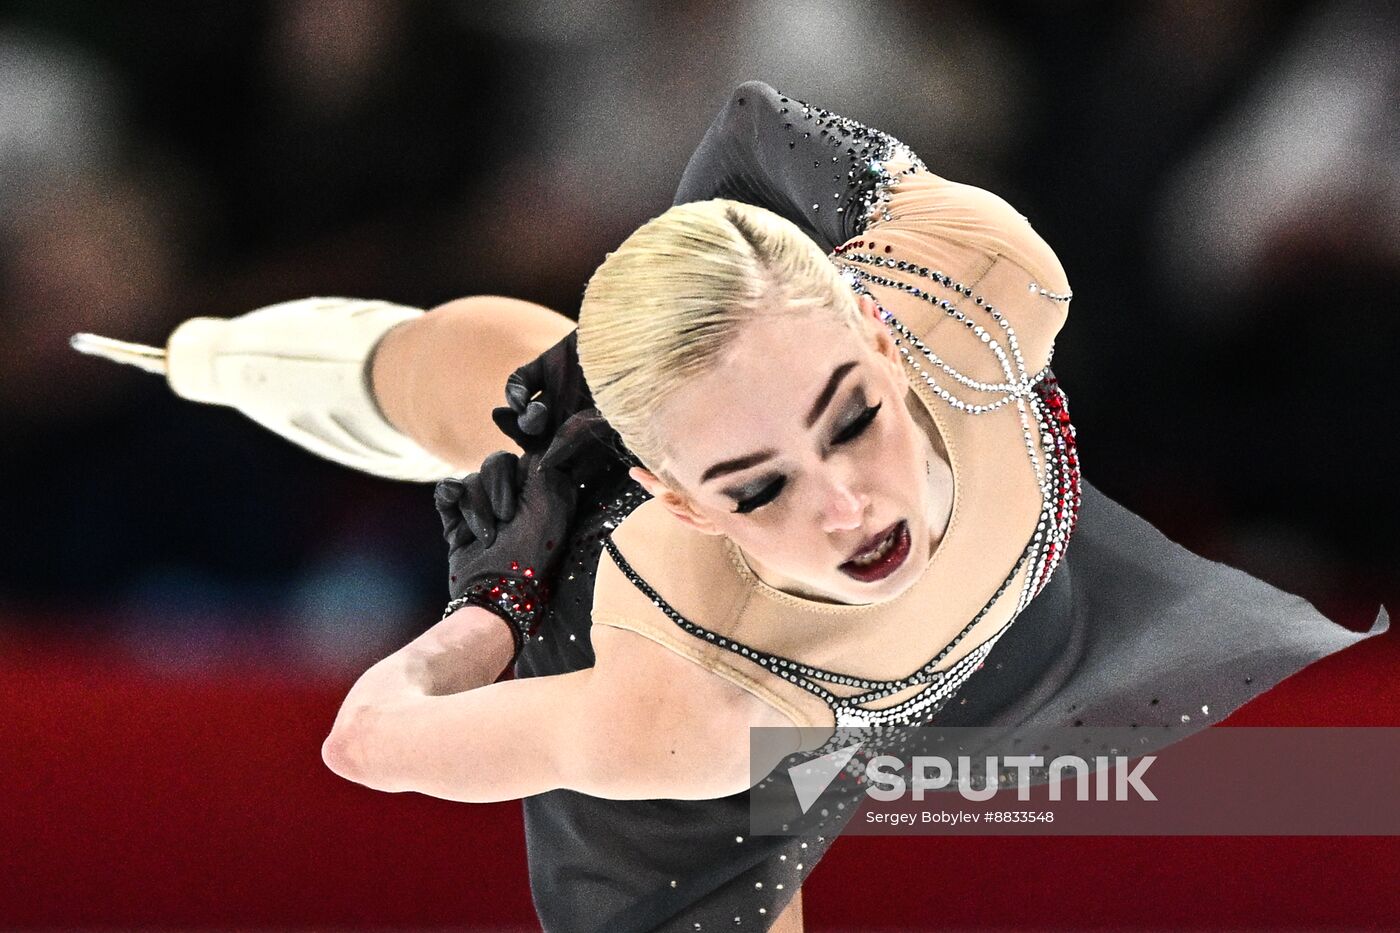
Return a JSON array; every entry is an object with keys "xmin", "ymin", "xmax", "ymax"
[
  {"xmin": 729, "ymin": 78, "xmax": 778, "ymax": 109},
  {"xmin": 321, "ymin": 710, "xmax": 397, "ymax": 791},
  {"xmin": 321, "ymin": 727, "xmax": 362, "ymax": 783}
]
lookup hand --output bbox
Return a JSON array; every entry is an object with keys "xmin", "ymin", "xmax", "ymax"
[
  {"xmin": 490, "ymin": 328, "xmax": 632, "ymax": 488},
  {"xmin": 434, "ymin": 449, "xmax": 579, "ymax": 658},
  {"xmin": 537, "ymin": 407, "xmax": 624, "ymax": 474},
  {"xmin": 434, "ymin": 450, "xmax": 524, "ymax": 552},
  {"xmin": 490, "ymin": 330, "xmax": 594, "ymax": 453}
]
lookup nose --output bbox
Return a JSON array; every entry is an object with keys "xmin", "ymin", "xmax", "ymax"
[{"xmin": 820, "ymin": 474, "xmax": 868, "ymax": 534}]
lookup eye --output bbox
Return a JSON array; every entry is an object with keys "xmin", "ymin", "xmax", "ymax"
[
  {"xmin": 733, "ymin": 477, "xmax": 786, "ymax": 514},
  {"xmin": 728, "ymin": 400, "xmax": 881, "ymax": 515},
  {"xmin": 833, "ymin": 401, "xmax": 882, "ymax": 445}
]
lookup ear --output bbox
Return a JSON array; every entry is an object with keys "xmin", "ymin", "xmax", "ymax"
[
  {"xmin": 627, "ymin": 466, "xmax": 725, "ymax": 536},
  {"xmin": 855, "ymin": 293, "xmax": 906, "ymax": 376}
]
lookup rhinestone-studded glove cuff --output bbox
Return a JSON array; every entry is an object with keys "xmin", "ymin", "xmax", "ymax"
[
  {"xmin": 440, "ymin": 574, "xmax": 548, "ymax": 663},
  {"xmin": 435, "ymin": 450, "xmax": 579, "ymax": 664}
]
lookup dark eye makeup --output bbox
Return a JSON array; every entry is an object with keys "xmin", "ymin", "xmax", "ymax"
[
  {"xmin": 832, "ymin": 399, "xmax": 882, "ymax": 444},
  {"xmin": 733, "ymin": 476, "xmax": 786, "ymax": 514},
  {"xmin": 730, "ymin": 399, "xmax": 883, "ymax": 514}
]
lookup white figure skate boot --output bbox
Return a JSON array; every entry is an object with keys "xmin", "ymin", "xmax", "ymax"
[{"xmin": 71, "ymin": 297, "xmax": 461, "ymax": 482}]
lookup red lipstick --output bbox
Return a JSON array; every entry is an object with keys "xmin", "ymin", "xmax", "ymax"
[{"xmin": 839, "ymin": 520, "xmax": 911, "ymax": 583}]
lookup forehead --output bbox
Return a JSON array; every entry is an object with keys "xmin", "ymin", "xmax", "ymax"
[{"xmin": 655, "ymin": 311, "xmax": 868, "ymax": 476}]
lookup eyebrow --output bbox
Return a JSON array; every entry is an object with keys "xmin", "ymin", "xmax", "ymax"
[
  {"xmin": 805, "ymin": 360, "xmax": 858, "ymax": 429},
  {"xmin": 699, "ymin": 360, "xmax": 859, "ymax": 484}
]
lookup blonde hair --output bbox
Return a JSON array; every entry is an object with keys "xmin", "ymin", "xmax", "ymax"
[{"xmin": 577, "ymin": 198, "xmax": 861, "ymax": 478}]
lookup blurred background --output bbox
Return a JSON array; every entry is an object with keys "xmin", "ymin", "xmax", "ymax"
[{"xmin": 2, "ymin": 0, "xmax": 1397, "ymax": 930}]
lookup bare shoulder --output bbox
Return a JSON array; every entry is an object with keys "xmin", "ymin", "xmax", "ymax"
[{"xmin": 558, "ymin": 624, "xmax": 799, "ymax": 800}]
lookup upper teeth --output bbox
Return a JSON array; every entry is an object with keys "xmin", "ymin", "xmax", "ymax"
[{"xmin": 851, "ymin": 527, "xmax": 897, "ymax": 566}]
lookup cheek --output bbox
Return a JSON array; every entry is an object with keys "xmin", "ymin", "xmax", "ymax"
[
  {"xmin": 877, "ymin": 407, "xmax": 926, "ymax": 484},
  {"xmin": 703, "ymin": 502, "xmax": 782, "ymax": 544},
  {"xmin": 715, "ymin": 508, "xmax": 822, "ymax": 563}
]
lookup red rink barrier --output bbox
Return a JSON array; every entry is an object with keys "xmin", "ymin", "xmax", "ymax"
[{"xmin": 3, "ymin": 613, "xmax": 1397, "ymax": 931}]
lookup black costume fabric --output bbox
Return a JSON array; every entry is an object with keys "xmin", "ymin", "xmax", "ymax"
[{"xmin": 507, "ymin": 81, "xmax": 1389, "ymax": 932}]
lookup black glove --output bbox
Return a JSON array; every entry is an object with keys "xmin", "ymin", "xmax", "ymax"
[
  {"xmin": 490, "ymin": 329, "xmax": 633, "ymax": 485},
  {"xmin": 491, "ymin": 329, "xmax": 595, "ymax": 454},
  {"xmin": 434, "ymin": 449, "xmax": 579, "ymax": 661}
]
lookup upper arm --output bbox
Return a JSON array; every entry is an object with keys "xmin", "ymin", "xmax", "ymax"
[
  {"xmin": 337, "ymin": 626, "xmax": 797, "ymax": 804},
  {"xmin": 922, "ymin": 177, "xmax": 1071, "ymax": 307},
  {"xmin": 853, "ymin": 164, "xmax": 1072, "ymax": 375},
  {"xmin": 561, "ymin": 623, "xmax": 801, "ymax": 801},
  {"xmin": 673, "ymin": 80, "xmax": 911, "ymax": 253}
]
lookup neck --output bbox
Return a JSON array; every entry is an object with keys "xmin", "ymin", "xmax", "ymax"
[
  {"xmin": 740, "ymin": 547, "xmax": 860, "ymax": 605},
  {"xmin": 906, "ymin": 385, "xmax": 953, "ymax": 547}
]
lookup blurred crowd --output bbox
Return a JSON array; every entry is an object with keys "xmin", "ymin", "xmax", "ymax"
[{"xmin": 3, "ymin": 0, "xmax": 1395, "ymax": 670}]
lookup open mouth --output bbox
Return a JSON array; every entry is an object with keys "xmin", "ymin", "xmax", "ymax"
[{"xmin": 839, "ymin": 520, "xmax": 911, "ymax": 583}]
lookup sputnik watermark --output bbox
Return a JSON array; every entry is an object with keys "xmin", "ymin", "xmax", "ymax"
[
  {"xmin": 787, "ymin": 742, "xmax": 865, "ymax": 814},
  {"xmin": 863, "ymin": 753, "xmax": 1156, "ymax": 803},
  {"xmin": 752, "ymin": 726, "xmax": 1400, "ymax": 836},
  {"xmin": 787, "ymin": 743, "xmax": 1154, "ymax": 814}
]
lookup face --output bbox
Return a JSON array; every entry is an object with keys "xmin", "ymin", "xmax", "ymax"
[{"xmin": 630, "ymin": 293, "xmax": 946, "ymax": 605}]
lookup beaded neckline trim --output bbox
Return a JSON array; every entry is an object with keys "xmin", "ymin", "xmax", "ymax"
[{"xmin": 602, "ymin": 529, "xmax": 1033, "ymax": 727}]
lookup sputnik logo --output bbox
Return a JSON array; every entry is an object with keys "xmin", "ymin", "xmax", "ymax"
[{"xmin": 788, "ymin": 742, "xmax": 864, "ymax": 814}]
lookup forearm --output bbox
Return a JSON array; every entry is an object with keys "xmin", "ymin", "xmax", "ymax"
[
  {"xmin": 327, "ymin": 605, "xmax": 516, "ymax": 740},
  {"xmin": 370, "ymin": 295, "xmax": 575, "ymax": 473},
  {"xmin": 322, "ymin": 605, "xmax": 592, "ymax": 803}
]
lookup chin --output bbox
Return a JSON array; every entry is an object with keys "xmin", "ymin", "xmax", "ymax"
[{"xmin": 867, "ymin": 565, "xmax": 920, "ymax": 601}]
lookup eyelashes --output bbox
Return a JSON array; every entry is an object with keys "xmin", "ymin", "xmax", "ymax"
[
  {"xmin": 733, "ymin": 476, "xmax": 785, "ymax": 514},
  {"xmin": 731, "ymin": 401, "xmax": 883, "ymax": 514},
  {"xmin": 832, "ymin": 400, "xmax": 881, "ymax": 444}
]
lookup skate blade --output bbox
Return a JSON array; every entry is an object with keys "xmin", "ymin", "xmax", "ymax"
[{"xmin": 69, "ymin": 333, "xmax": 168, "ymax": 376}]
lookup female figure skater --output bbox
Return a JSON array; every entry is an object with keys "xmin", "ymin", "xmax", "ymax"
[{"xmin": 75, "ymin": 81, "xmax": 1387, "ymax": 932}]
